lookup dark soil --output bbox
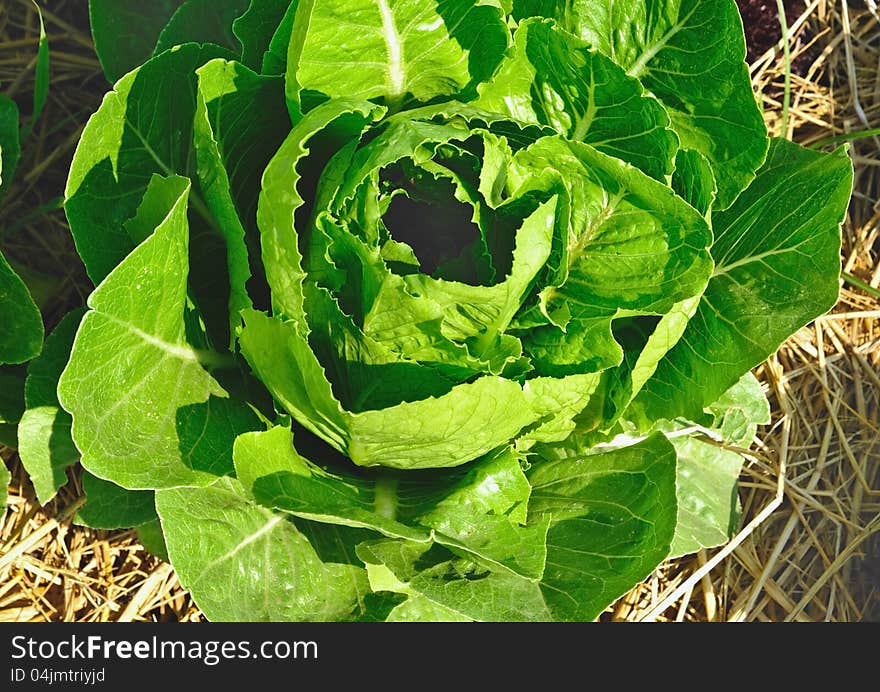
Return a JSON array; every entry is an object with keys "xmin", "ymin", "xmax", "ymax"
[{"xmin": 736, "ymin": 0, "xmax": 812, "ymax": 72}]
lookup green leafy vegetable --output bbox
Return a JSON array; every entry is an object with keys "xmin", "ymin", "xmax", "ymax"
[
  {"xmin": 74, "ymin": 472, "xmax": 157, "ymax": 530},
  {"xmin": 52, "ymin": 0, "xmax": 852, "ymax": 620},
  {"xmin": 17, "ymin": 309, "xmax": 84, "ymax": 504},
  {"xmin": 0, "ymin": 252, "xmax": 42, "ymax": 365}
]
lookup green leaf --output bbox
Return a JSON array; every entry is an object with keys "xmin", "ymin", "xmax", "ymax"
[
  {"xmin": 0, "ymin": 425, "xmax": 15, "ymax": 449},
  {"xmin": 240, "ymin": 310, "xmax": 560, "ymax": 470},
  {"xmin": 358, "ymin": 539, "xmax": 553, "ymax": 621},
  {"xmin": 516, "ymin": 373, "xmax": 601, "ymax": 448},
  {"xmin": 476, "ymin": 18, "xmax": 677, "ymax": 181},
  {"xmin": 237, "ymin": 427, "xmax": 548, "ymax": 578},
  {"xmin": 0, "ymin": 458, "xmax": 9, "ymax": 507},
  {"xmin": 122, "ymin": 175, "xmax": 190, "ymax": 246},
  {"xmin": 414, "ymin": 447, "xmax": 549, "ymax": 579},
  {"xmin": 74, "ymin": 472, "xmax": 157, "ymax": 529},
  {"xmin": 65, "ymin": 43, "xmax": 231, "ymax": 284},
  {"xmin": 262, "ymin": 1, "xmax": 300, "ymax": 74},
  {"xmin": 236, "ymin": 426, "xmax": 432, "ymax": 542},
  {"xmin": 593, "ymin": 295, "xmax": 701, "ymax": 434},
  {"xmin": 0, "ymin": 102, "xmax": 36, "ymax": 367},
  {"xmin": 17, "ymin": 310, "xmax": 84, "ymax": 505},
  {"xmin": 233, "ymin": 0, "xmax": 297, "ymax": 71},
  {"xmin": 672, "ymin": 149, "xmax": 716, "ymax": 217},
  {"xmin": 669, "ymin": 435, "xmax": 743, "ymax": 557},
  {"xmin": 232, "ymin": 424, "xmax": 304, "ymax": 498},
  {"xmin": 88, "ymin": 0, "xmax": 187, "ymax": 82},
  {"xmin": 20, "ymin": 1, "xmax": 49, "ymax": 140},
  {"xmin": 17, "ymin": 408, "xmax": 77, "ymax": 505},
  {"xmin": 23, "ymin": 309, "xmax": 84, "ymax": 410},
  {"xmin": 360, "ymin": 434, "xmax": 677, "ymax": 621},
  {"xmin": 400, "ymin": 196, "xmax": 557, "ymax": 356},
  {"xmin": 156, "ymin": 477, "xmax": 371, "ymax": 621},
  {"xmin": 0, "ymin": 367, "xmax": 26, "ymax": 426},
  {"xmin": 512, "ymin": 0, "xmax": 768, "ymax": 208},
  {"xmin": 527, "ymin": 433, "xmax": 678, "ymax": 620},
  {"xmin": 510, "ymin": 137, "xmax": 712, "ymax": 375},
  {"xmin": 636, "ymin": 139, "xmax": 853, "ymax": 421},
  {"xmin": 385, "ymin": 594, "xmax": 472, "ymax": 621},
  {"xmin": 136, "ymin": 519, "xmax": 169, "ymax": 560},
  {"xmin": 154, "ymin": 0, "xmax": 250, "ymax": 57},
  {"xmin": 58, "ymin": 179, "xmax": 260, "ymax": 490},
  {"xmin": 0, "ymin": 251, "xmax": 43, "ymax": 365},
  {"xmin": 706, "ymin": 371, "xmax": 770, "ymax": 447},
  {"xmin": 0, "ymin": 95, "xmax": 21, "ymax": 199},
  {"xmin": 288, "ymin": 0, "xmax": 509, "ymax": 113},
  {"xmin": 626, "ymin": 372, "xmax": 768, "ymax": 558},
  {"xmin": 257, "ymin": 97, "xmax": 385, "ymax": 321},
  {"xmin": 194, "ymin": 59, "xmax": 291, "ymax": 338}
]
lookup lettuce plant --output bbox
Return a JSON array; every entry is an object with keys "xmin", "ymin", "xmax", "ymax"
[{"xmin": 47, "ymin": 0, "xmax": 852, "ymax": 620}]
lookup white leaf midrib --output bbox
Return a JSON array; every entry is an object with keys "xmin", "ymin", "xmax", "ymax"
[{"xmin": 377, "ymin": 0, "xmax": 405, "ymax": 100}]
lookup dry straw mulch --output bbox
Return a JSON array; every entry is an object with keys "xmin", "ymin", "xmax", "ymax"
[{"xmin": 1, "ymin": 0, "xmax": 878, "ymax": 622}]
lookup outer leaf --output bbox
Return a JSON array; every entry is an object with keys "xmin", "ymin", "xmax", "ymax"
[
  {"xmin": 74, "ymin": 472, "xmax": 156, "ymax": 530},
  {"xmin": 156, "ymin": 477, "xmax": 371, "ymax": 621},
  {"xmin": 513, "ymin": 0, "xmax": 768, "ymax": 208},
  {"xmin": 636, "ymin": 139, "xmax": 853, "ymax": 421},
  {"xmin": 233, "ymin": 0, "xmax": 297, "ymax": 71},
  {"xmin": 360, "ymin": 434, "xmax": 677, "ymax": 621},
  {"xmin": 22, "ymin": 310, "xmax": 84, "ymax": 410},
  {"xmin": 194, "ymin": 59, "xmax": 291, "ymax": 337},
  {"xmin": 0, "ymin": 251, "xmax": 43, "ymax": 365},
  {"xmin": 136, "ymin": 519, "xmax": 169, "ymax": 560},
  {"xmin": 527, "ymin": 433, "xmax": 678, "ymax": 620},
  {"xmin": 669, "ymin": 436, "xmax": 743, "ymax": 557},
  {"xmin": 707, "ymin": 371, "xmax": 770, "ymax": 446},
  {"xmin": 17, "ymin": 309, "xmax": 84, "ymax": 505},
  {"xmin": 239, "ymin": 427, "xmax": 548, "ymax": 578},
  {"xmin": 16, "ymin": 410, "xmax": 76, "ymax": 504},
  {"xmin": 0, "ymin": 100, "xmax": 38, "ymax": 367},
  {"xmin": 476, "ymin": 18, "xmax": 676, "ymax": 181},
  {"xmin": 0, "ymin": 367, "xmax": 25, "ymax": 428},
  {"xmin": 288, "ymin": 0, "xmax": 508, "ymax": 112},
  {"xmin": 358, "ymin": 539, "xmax": 553, "ymax": 621},
  {"xmin": 236, "ymin": 427, "xmax": 431, "ymax": 542},
  {"xmin": 154, "ymin": 0, "xmax": 250, "ymax": 56},
  {"xmin": 628, "ymin": 373, "xmax": 768, "ymax": 557},
  {"xmin": 88, "ymin": 0, "xmax": 186, "ymax": 82},
  {"xmin": 263, "ymin": 1, "xmax": 300, "ymax": 74},
  {"xmin": 57, "ymin": 179, "xmax": 260, "ymax": 490},
  {"xmin": 65, "ymin": 43, "xmax": 231, "ymax": 284},
  {"xmin": 385, "ymin": 595, "xmax": 472, "ymax": 622}
]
